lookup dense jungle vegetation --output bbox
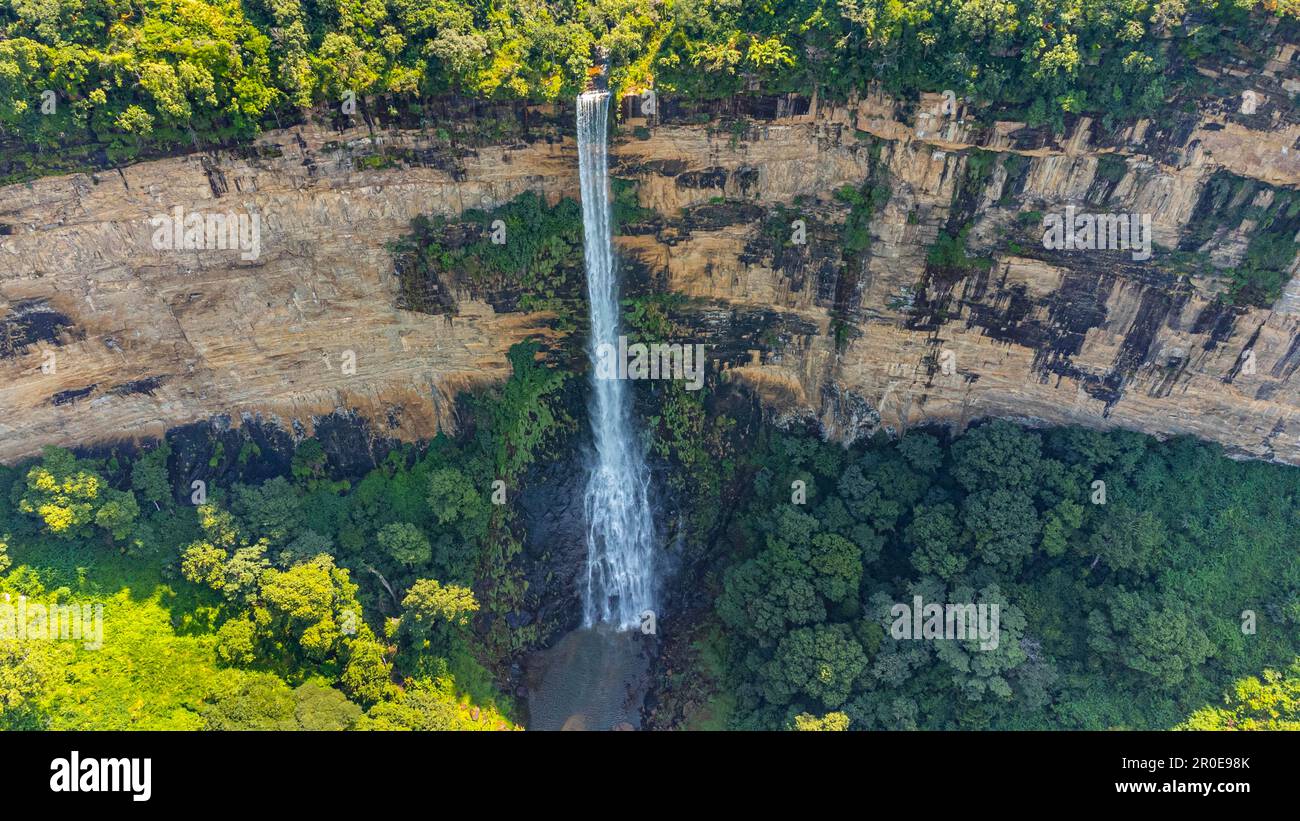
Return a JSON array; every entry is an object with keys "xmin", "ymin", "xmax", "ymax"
[
  {"xmin": 3, "ymin": 0, "xmax": 1300, "ymax": 733},
  {"xmin": 4, "ymin": 178, "xmax": 1299, "ymax": 731},
  {"xmin": 4, "ymin": 386, "xmax": 1299, "ymax": 729},
  {"xmin": 2, "ymin": 0, "xmax": 1298, "ymax": 179},
  {"xmin": 0, "ymin": 341, "xmax": 571, "ymax": 729},
  {"xmin": 691, "ymin": 421, "xmax": 1300, "ymax": 730}
]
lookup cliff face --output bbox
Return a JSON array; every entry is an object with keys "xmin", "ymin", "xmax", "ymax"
[
  {"xmin": 3, "ymin": 41, "xmax": 1300, "ymax": 464},
  {"xmin": 0, "ymin": 109, "xmax": 577, "ymax": 463},
  {"xmin": 612, "ymin": 45, "xmax": 1300, "ymax": 463}
]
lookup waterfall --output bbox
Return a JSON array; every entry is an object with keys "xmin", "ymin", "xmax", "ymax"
[{"xmin": 577, "ymin": 90, "xmax": 656, "ymax": 630}]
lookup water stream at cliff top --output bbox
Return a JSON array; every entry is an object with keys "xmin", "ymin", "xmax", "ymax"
[{"xmin": 577, "ymin": 90, "xmax": 656, "ymax": 630}]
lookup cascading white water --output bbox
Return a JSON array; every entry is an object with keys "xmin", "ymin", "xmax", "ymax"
[{"xmin": 577, "ymin": 90, "xmax": 656, "ymax": 630}]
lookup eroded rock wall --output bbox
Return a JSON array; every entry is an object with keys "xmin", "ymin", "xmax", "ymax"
[
  {"xmin": 612, "ymin": 48, "xmax": 1300, "ymax": 463},
  {"xmin": 0, "ymin": 111, "xmax": 576, "ymax": 462},
  {"xmin": 4, "ymin": 40, "xmax": 1300, "ymax": 464}
]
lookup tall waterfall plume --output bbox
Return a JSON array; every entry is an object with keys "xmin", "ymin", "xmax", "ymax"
[{"xmin": 577, "ymin": 90, "xmax": 656, "ymax": 631}]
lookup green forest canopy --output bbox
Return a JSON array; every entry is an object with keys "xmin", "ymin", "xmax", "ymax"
[
  {"xmin": 4, "ymin": 403, "xmax": 1299, "ymax": 729},
  {"xmin": 706, "ymin": 421, "xmax": 1300, "ymax": 730},
  {"xmin": 0, "ymin": 341, "xmax": 570, "ymax": 730},
  {"xmin": 2, "ymin": 0, "xmax": 1297, "ymax": 169}
]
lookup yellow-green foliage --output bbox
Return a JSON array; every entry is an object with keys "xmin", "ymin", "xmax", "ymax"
[
  {"xmin": 19, "ymin": 461, "xmax": 102, "ymax": 536},
  {"xmin": 0, "ymin": 546, "xmax": 513, "ymax": 730},
  {"xmin": 0, "ymin": 555, "xmax": 258, "ymax": 729},
  {"xmin": 792, "ymin": 711, "xmax": 851, "ymax": 731},
  {"xmin": 0, "ymin": 361, "xmax": 567, "ymax": 731},
  {"xmin": 358, "ymin": 674, "xmax": 517, "ymax": 731},
  {"xmin": 1179, "ymin": 662, "xmax": 1300, "ymax": 730},
  {"xmin": 9, "ymin": 0, "xmax": 1299, "ymax": 184}
]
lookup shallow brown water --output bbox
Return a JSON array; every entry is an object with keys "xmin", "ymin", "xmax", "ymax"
[{"xmin": 525, "ymin": 626, "xmax": 651, "ymax": 731}]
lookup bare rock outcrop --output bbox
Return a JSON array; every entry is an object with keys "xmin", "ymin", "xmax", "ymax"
[
  {"xmin": 3, "ymin": 43, "xmax": 1300, "ymax": 464},
  {"xmin": 0, "ymin": 116, "xmax": 576, "ymax": 462}
]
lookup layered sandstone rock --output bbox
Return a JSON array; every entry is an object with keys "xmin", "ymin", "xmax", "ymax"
[
  {"xmin": 3, "ymin": 40, "xmax": 1300, "ymax": 464},
  {"xmin": 611, "ymin": 52, "xmax": 1300, "ymax": 463},
  {"xmin": 0, "ymin": 115, "xmax": 576, "ymax": 462}
]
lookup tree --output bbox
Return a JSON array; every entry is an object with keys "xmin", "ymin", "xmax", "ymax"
[
  {"xmin": 197, "ymin": 503, "xmax": 241, "ymax": 549},
  {"xmin": 836, "ymin": 461, "xmax": 907, "ymax": 533},
  {"xmin": 94, "ymin": 489, "xmax": 140, "ymax": 542},
  {"xmin": 400, "ymin": 578, "xmax": 479, "ymax": 645},
  {"xmin": 962, "ymin": 488, "xmax": 1040, "ymax": 571},
  {"xmin": 718, "ymin": 539, "xmax": 826, "ymax": 644},
  {"xmin": 259, "ymin": 555, "xmax": 361, "ymax": 662},
  {"xmin": 131, "ymin": 442, "xmax": 172, "ymax": 509},
  {"xmin": 0, "ymin": 640, "xmax": 60, "ymax": 729},
  {"xmin": 314, "ymin": 32, "xmax": 382, "ymax": 100},
  {"xmin": 198, "ymin": 673, "xmax": 363, "ymax": 731},
  {"xmin": 280, "ymin": 529, "xmax": 335, "ymax": 566},
  {"xmin": 427, "ymin": 468, "xmax": 487, "ymax": 535},
  {"xmin": 340, "ymin": 625, "xmax": 393, "ymax": 706},
  {"xmin": 17, "ymin": 448, "xmax": 141, "ymax": 543},
  {"xmin": 1045, "ymin": 427, "xmax": 1147, "ymax": 477},
  {"xmin": 216, "ymin": 617, "xmax": 258, "ymax": 666},
  {"xmin": 225, "ymin": 544, "xmax": 273, "ymax": 603},
  {"xmin": 481, "ymin": 341, "xmax": 571, "ymax": 480},
  {"xmin": 199, "ymin": 673, "xmax": 298, "ymax": 730},
  {"xmin": 762, "ymin": 624, "xmax": 867, "ymax": 709},
  {"xmin": 1040, "ymin": 499, "xmax": 1083, "ymax": 557},
  {"xmin": 231, "ymin": 477, "xmax": 303, "ymax": 547},
  {"xmin": 808, "ymin": 533, "xmax": 862, "ymax": 603},
  {"xmin": 1091, "ymin": 590, "xmax": 1213, "ymax": 689},
  {"xmin": 255, "ymin": 0, "xmax": 315, "ymax": 108},
  {"xmin": 1179, "ymin": 662, "xmax": 1300, "ymax": 730},
  {"xmin": 181, "ymin": 541, "xmax": 230, "ymax": 591},
  {"xmin": 17, "ymin": 447, "xmax": 103, "ymax": 538},
  {"xmin": 357, "ymin": 679, "xmax": 463, "ymax": 730},
  {"xmin": 377, "ymin": 522, "xmax": 432, "ymax": 567},
  {"xmin": 1084, "ymin": 505, "xmax": 1166, "ymax": 573},
  {"xmin": 951, "ymin": 420, "xmax": 1043, "ymax": 493},
  {"xmin": 293, "ymin": 681, "xmax": 364, "ymax": 731},
  {"xmin": 792, "ymin": 711, "xmax": 850, "ymax": 731},
  {"xmin": 290, "ymin": 439, "xmax": 328, "ymax": 486},
  {"xmin": 357, "ymin": 676, "xmax": 512, "ymax": 731},
  {"xmin": 897, "ymin": 432, "xmax": 943, "ymax": 473},
  {"xmin": 930, "ymin": 583, "xmax": 1029, "ymax": 703},
  {"xmin": 906, "ymin": 502, "xmax": 968, "ymax": 580}
]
